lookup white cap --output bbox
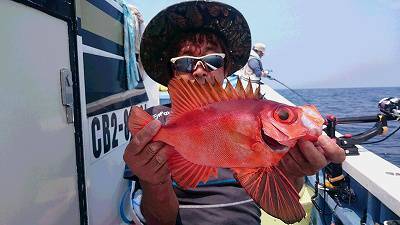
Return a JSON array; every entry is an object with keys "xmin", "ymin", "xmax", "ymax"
[{"xmin": 253, "ymin": 43, "xmax": 266, "ymax": 53}]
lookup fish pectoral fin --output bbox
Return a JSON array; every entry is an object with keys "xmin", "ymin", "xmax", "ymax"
[
  {"xmin": 232, "ymin": 166, "xmax": 305, "ymax": 224},
  {"xmin": 168, "ymin": 151, "xmax": 217, "ymax": 189},
  {"xmin": 128, "ymin": 106, "xmax": 154, "ymax": 135}
]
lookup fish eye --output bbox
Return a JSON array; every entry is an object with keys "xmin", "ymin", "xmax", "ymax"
[
  {"xmin": 274, "ymin": 107, "xmax": 297, "ymax": 124},
  {"xmin": 278, "ymin": 109, "xmax": 289, "ymax": 121}
]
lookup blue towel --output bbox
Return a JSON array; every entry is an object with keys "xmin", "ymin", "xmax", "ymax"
[{"xmin": 119, "ymin": 0, "xmax": 141, "ymax": 89}]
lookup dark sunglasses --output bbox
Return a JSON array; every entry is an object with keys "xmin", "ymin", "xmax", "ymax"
[{"xmin": 170, "ymin": 53, "xmax": 225, "ymax": 73}]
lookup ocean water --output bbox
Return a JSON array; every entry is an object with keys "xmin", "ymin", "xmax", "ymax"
[{"xmin": 275, "ymin": 87, "xmax": 400, "ymax": 168}]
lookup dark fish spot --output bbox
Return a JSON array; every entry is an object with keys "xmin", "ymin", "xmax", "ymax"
[{"xmin": 278, "ymin": 109, "xmax": 289, "ymax": 121}]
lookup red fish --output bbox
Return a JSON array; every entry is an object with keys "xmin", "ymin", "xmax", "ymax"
[{"xmin": 129, "ymin": 78, "xmax": 324, "ymax": 223}]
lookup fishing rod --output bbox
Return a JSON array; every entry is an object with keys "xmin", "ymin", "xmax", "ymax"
[
  {"xmin": 264, "ymin": 70, "xmax": 311, "ymax": 104},
  {"xmin": 325, "ymin": 97, "xmax": 400, "ymax": 154},
  {"xmin": 262, "ymin": 71, "xmax": 400, "ymax": 150},
  {"xmin": 312, "ymin": 97, "xmax": 400, "ymax": 225},
  {"xmin": 241, "ymin": 71, "xmax": 399, "ymax": 224},
  {"xmin": 261, "ymin": 72, "xmax": 400, "ymax": 149}
]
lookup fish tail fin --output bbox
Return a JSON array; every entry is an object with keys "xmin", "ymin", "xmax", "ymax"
[
  {"xmin": 232, "ymin": 166, "xmax": 305, "ymax": 224},
  {"xmin": 128, "ymin": 106, "xmax": 154, "ymax": 135},
  {"xmin": 168, "ymin": 150, "xmax": 217, "ymax": 189}
]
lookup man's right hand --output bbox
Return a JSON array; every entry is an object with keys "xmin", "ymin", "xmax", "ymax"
[
  {"xmin": 123, "ymin": 119, "xmax": 179, "ymax": 225},
  {"xmin": 123, "ymin": 119, "xmax": 171, "ymax": 185},
  {"xmin": 261, "ymin": 70, "xmax": 269, "ymax": 77}
]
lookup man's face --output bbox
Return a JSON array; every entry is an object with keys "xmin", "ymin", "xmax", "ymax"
[
  {"xmin": 172, "ymin": 37, "xmax": 225, "ymax": 85},
  {"xmin": 257, "ymin": 50, "xmax": 264, "ymax": 58}
]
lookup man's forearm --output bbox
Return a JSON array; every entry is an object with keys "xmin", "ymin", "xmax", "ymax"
[{"xmin": 141, "ymin": 179, "xmax": 179, "ymax": 225}]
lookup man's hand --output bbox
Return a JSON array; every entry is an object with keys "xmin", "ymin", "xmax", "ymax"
[
  {"xmin": 261, "ymin": 70, "xmax": 269, "ymax": 77},
  {"xmin": 123, "ymin": 120, "xmax": 171, "ymax": 185},
  {"xmin": 123, "ymin": 119, "xmax": 178, "ymax": 225},
  {"xmin": 278, "ymin": 135, "xmax": 346, "ymax": 191}
]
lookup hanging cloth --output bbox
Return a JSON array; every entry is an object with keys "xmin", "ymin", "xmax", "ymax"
[{"xmin": 118, "ymin": 0, "xmax": 141, "ymax": 90}]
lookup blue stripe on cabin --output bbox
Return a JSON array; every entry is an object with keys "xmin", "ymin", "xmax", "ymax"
[{"xmin": 77, "ymin": 17, "xmax": 124, "ymax": 56}]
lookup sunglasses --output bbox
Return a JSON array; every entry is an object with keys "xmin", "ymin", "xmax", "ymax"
[{"xmin": 170, "ymin": 53, "xmax": 225, "ymax": 73}]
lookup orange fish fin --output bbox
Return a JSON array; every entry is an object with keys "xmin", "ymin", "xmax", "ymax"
[
  {"xmin": 168, "ymin": 77, "xmax": 253, "ymax": 123},
  {"xmin": 167, "ymin": 79, "xmax": 211, "ymax": 123},
  {"xmin": 213, "ymin": 78, "xmax": 230, "ymax": 101},
  {"xmin": 254, "ymin": 86, "xmax": 263, "ymax": 99},
  {"xmin": 198, "ymin": 80, "xmax": 220, "ymax": 105},
  {"xmin": 244, "ymin": 80, "xmax": 255, "ymax": 99},
  {"xmin": 232, "ymin": 166, "xmax": 305, "ymax": 224},
  {"xmin": 168, "ymin": 150, "xmax": 217, "ymax": 189},
  {"xmin": 225, "ymin": 79, "xmax": 239, "ymax": 100},
  {"xmin": 168, "ymin": 79, "xmax": 202, "ymax": 120},
  {"xmin": 202, "ymin": 79, "xmax": 221, "ymax": 102},
  {"xmin": 235, "ymin": 78, "xmax": 246, "ymax": 99},
  {"xmin": 191, "ymin": 80, "xmax": 213, "ymax": 105},
  {"xmin": 128, "ymin": 106, "xmax": 154, "ymax": 135}
]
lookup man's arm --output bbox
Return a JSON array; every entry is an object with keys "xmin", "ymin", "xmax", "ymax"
[
  {"xmin": 124, "ymin": 120, "xmax": 179, "ymax": 225},
  {"xmin": 247, "ymin": 58, "xmax": 264, "ymax": 77},
  {"xmin": 141, "ymin": 180, "xmax": 179, "ymax": 225},
  {"xmin": 278, "ymin": 135, "xmax": 346, "ymax": 192}
]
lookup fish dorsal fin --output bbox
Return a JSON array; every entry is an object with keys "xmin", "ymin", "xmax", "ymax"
[
  {"xmin": 203, "ymin": 79, "xmax": 223, "ymax": 102},
  {"xmin": 254, "ymin": 86, "xmax": 262, "ymax": 99},
  {"xmin": 214, "ymin": 79, "xmax": 230, "ymax": 101},
  {"xmin": 225, "ymin": 79, "xmax": 239, "ymax": 100},
  {"xmin": 167, "ymin": 78, "xmax": 202, "ymax": 122},
  {"xmin": 245, "ymin": 80, "xmax": 255, "ymax": 99},
  {"xmin": 167, "ymin": 77, "xmax": 260, "ymax": 123},
  {"xmin": 235, "ymin": 78, "xmax": 246, "ymax": 99}
]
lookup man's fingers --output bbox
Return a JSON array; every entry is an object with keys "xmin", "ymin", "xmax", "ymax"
[
  {"xmin": 143, "ymin": 147, "xmax": 171, "ymax": 184},
  {"xmin": 150, "ymin": 152, "xmax": 168, "ymax": 172},
  {"xmin": 129, "ymin": 120, "xmax": 161, "ymax": 155},
  {"xmin": 133, "ymin": 141, "xmax": 165, "ymax": 166},
  {"xmin": 146, "ymin": 141, "xmax": 165, "ymax": 158},
  {"xmin": 298, "ymin": 139, "xmax": 328, "ymax": 171},
  {"xmin": 288, "ymin": 147, "xmax": 318, "ymax": 176},
  {"xmin": 153, "ymin": 163, "xmax": 171, "ymax": 184},
  {"xmin": 318, "ymin": 136, "xmax": 346, "ymax": 163}
]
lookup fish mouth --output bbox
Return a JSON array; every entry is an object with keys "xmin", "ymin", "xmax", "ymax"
[{"xmin": 261, "ymin": 131, "xmax": 290, "ymax": 153}]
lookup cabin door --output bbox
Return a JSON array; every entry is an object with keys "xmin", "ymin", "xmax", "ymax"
[{"xmin": 0, "ymin": 1, "xmax": 81, "ymax": 225}]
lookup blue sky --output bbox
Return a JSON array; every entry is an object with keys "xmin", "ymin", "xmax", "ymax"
[{"xmin": 128, "ymin": 0, "xmax": 400, "ymax": 89}]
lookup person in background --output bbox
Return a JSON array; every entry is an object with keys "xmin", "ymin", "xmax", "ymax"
[
  {"xmin": 238, "ymin": 42, "xmax": 270, "ymax": 90},
  {"xmin": 123, "ymin": 1, "xmax": 346, "ymax": 225}
]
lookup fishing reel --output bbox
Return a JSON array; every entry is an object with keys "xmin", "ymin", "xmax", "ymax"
[
  {"xmin": 322, "ymin": 97, "xmax": 400, "ymax": 189},
  {"xmin": 313, "ymin": 97, "xmax": 400, "ymax": 216},
  {"xmin": 324, "ymin": 97, "xmax": 400, "ymax": 156},
  {"xmin": 379, "ymin": 97, "xmax": 400, "ymax": 119}
]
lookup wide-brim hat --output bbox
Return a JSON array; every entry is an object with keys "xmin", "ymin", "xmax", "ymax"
[{"xmin": 140, "ymin": 1, "xmax": 251, "ymax": 86}]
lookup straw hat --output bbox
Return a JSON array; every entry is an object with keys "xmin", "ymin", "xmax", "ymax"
[{"xmin": 140, "ymin": 1, "xmax": 252, "ymax": 86}]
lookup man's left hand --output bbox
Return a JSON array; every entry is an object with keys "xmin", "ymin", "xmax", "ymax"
[{"xmin": 278, "ymin": 135, "xmax": 346, "ymax": 190}]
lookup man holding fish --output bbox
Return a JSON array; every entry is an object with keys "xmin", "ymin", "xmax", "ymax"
[{"xmin": 123, "ymin": 1, "xmax": 345, "ymax": 225}]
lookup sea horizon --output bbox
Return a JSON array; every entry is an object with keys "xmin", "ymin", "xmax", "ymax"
[{"xmin": 276, "ymin": 86, "xmax": 400, "ymax": 167}]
